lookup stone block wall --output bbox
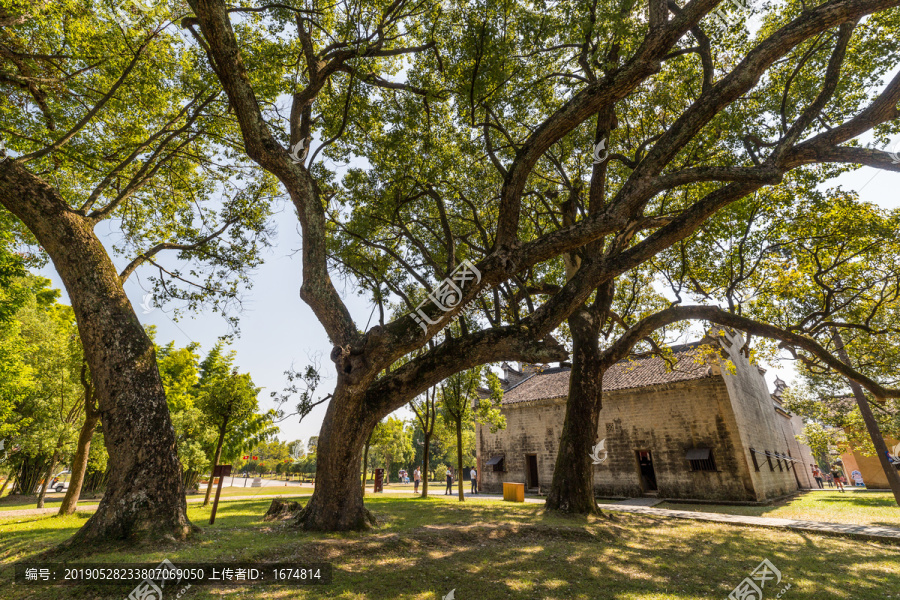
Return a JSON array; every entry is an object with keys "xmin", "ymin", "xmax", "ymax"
[{"xmin": 715, "ymin": 330, "xmax": 805, "ymax": 500}]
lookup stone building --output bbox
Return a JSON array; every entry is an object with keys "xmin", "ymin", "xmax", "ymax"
[{"xmin": 477, "ymin": 329, "xmax": 816, "ymax": 502}]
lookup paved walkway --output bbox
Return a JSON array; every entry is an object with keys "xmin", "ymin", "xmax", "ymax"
[
  {"xmin": 615, "ymin": 497, "xmax": 664, "ymax": 507},
  {"xmin": 602, "ymin": 503, "xmax": 900, "ymax": 543}
]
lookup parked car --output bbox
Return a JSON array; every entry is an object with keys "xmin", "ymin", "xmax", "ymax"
[{"xmin": 50, "ymin": 470, "xmax": 71, "ymax": 493}]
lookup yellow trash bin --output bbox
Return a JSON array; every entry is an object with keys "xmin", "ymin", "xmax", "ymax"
[{"xmin": 503, "ymin": 482, "xmax": 525, "ymax": 502}]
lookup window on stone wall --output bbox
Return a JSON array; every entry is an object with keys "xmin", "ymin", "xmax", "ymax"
[
  {"xmin": 776, "ymin": 454, "xmax": 784, "ymax": 471},
  {"xmin": 766, "ymin": 451, "xmax": 774, "ymax": 471},
  {"xmin": 750, "ymin": 448, "xmax": 760, "ymax": 471},
  {"xmin": 486, "ymin": 455, "xmax": 505, "ymax": 472},
  {"xmin": 686, "ymin": 448, "xmax": 717, "ymax": 472}
]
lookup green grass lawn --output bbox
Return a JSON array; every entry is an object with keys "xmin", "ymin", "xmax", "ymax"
[
  {"xmin": 0, "ymin": 487, "xmax": 316, "ymax": 512},
  {"xmin": 0, "ymin": 495, "xmax": 898, "ymax": 600},
  {"xmin": 659, "ymin": 490, "xmax": 900, "ymax": 528}
]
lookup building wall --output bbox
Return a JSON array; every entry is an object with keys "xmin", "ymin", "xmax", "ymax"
[
  {"xmin": 779, "ymin": 413, "xmax": 817, "ymax": 488},
  {"xmin": 840, "ymin": 433, "xmax": 900, "ymax": 489},
  {"xmin": 715, "ymin": 332, "xmax": 803, "ymax": 500},
  {"xmin": 478, "ymin": 397, "xmax": 566, "ymax": 494},
  {"xmin": 593, "ymin": 377, "xmax": 757, "ymax": 501},
  {"xmin": 478, "ymin": 376, "xmax": 763, "ymax": 501},
  {"xmin": 476, "ymin": 331, "xmax": 813, "ymax": 502}
]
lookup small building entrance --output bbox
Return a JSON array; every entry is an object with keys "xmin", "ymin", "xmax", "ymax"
[
  {"xmin": 525, "ymin": 454, "xmax": 539, "ymax": 490},
  {"xmin": 637, "ymin": 450, "xmax": 658, "ymax": 493}
]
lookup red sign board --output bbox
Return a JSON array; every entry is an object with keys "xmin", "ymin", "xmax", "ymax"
[{"xmin": 212, "ymin": 464, "xmax": 232, "ymax": 478}]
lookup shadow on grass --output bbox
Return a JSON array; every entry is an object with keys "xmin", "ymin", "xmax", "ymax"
[{"xmin": 2, "ymin": 496, "xmax": 899, "ymax": 600}]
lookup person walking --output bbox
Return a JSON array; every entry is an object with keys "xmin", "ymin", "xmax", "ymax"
[
  {"xmin": 812, "ymin": 466, "xmax": 824, "ymax": 489},
  {"xmin": 831, "ymin": 465, "xmax": 845, "ymax": 492},
  {"xmin": 414, "ymin": 467, "xmax": 421, "ymax": 494},
  {"xmin": 444, "ymin": 467, "xmax": 453, "ymax": 495},
  {"xmin": 470, "ymin": 466, "xmax": 477, "ymax": 495}
]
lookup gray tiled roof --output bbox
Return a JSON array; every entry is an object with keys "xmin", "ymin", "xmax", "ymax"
[{"xmin": 501, "ymin": 343, "xmax": 715, "ymax": 405}]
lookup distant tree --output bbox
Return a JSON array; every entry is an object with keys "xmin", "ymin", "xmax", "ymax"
[
  {"xmin": 410, "ymin": 386, "xmax": 439, "ymax": 497},
  {"xmin": 4, "ymin": 281, "xmax": 85, "ymax": 508},
  {"xmin": 370, "ymin": 417, "xmax": 413, "ymax": 483},
  {"xmin": 440, "ymin": 367, "xmax": 505, "ymax": 501},
  {"xmin": 197, "ymin": 346, "xmax": 261, "ymax": 506}
]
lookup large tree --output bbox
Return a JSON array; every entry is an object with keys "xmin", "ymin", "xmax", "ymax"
[
  {"xmin": 185, "ymin": 0, "xmax": 900, "ymax": 529},
  {"xmin": 0, "ymin": 1, "xmax": 274, "ymax": 540}
]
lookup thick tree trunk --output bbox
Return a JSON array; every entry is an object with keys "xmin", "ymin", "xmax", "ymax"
[
  {"xmin": 422, "ymin": 430, "xmax": 431, "ymax": 497},
  {"xmin": 832, "ymin": 331, "xmax": 900, "ymax": 505},
  {"xmin": 0, "ymin": 159, "xmax": 192, "ymax": 542},
  {"xmin": 455, "ymin": 417, "xmax": 464, "ymax": 501},
  {"xmin": 58, "ymin": 412, "xmax": 99, "ymax": 515},
  {"xmin": 545, "ymin": 310, "xmax": 603, "ymax": 515},
  {"xmin": 294, "ymin": 385, "xmax": 377, "ymax": 531},
  {"xmin": 204, "ymin": 426, "xmax": 227, "ymax": 507},
  {"xmin": 36, "ymin": 449, "xmax": 59, "ymax": 509}
]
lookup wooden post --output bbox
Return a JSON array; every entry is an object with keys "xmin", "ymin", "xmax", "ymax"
[{"xmin": 209, "ymin": 464, "xmax": 232, "ymax": 525}]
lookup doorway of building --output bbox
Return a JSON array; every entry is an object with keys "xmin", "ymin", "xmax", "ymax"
[
  {"xmin": 636, "ymin": 450, "xmax": 658, "ymax": 493},
  {"xmin": 525, "ymin": 454, "xmax": 539, "ymax": 490}
]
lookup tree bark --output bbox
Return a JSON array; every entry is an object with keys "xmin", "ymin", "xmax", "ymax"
[
  {"xmin": 204, "ymin": 424, "xmax": 228, "ymax": 507},
  {"xmin": 545, "ymin": 309, "xmax": 604, "ymax": 515},
  {"xmin": 455, "ymin": 416, "xmax": 464, "ymax": 501},
  {"xmin": 294, "ymin": 385, "xmax": 377, "ymax": 530},
  {"xmin": 832, "ymin": 330, "xmax": 900, "ymax": 505},
  {"xmin": 0, "ymin": 159, "xmax": 192, "ymax": 542}
]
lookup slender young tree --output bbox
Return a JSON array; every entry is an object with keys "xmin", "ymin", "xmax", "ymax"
[
  {"xmin": 410, "ymin": 386, "xmax": 439, "ymax": 497},
  {"xmin": 440, "ymin": 367, "xmax": 504, "ymax": 501},
  {"xmin": 58, "ymin": 362, "xmax": 98, "ymax": 515},
  {"xmin": 197, "ymin": 353, "xmax": 261, "ymax": 506}
]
